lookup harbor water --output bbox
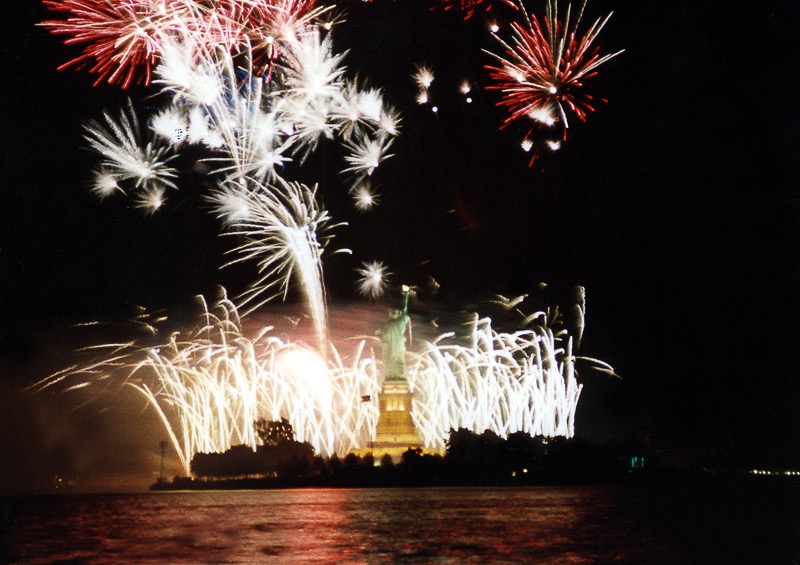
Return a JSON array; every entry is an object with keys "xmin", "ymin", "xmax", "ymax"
[{"xmin": 2, "ymin": 481, "xmax": 798, "ymax": 563}]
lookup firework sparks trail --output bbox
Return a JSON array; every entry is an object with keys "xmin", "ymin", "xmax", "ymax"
[
  {"xmin": 484, "ymin": 0, "xmax": 623, "ymax": 163},
  {"xmin": 33, "ymin": 293, "xmax": 382, "ymax": 474},
  {"xmin": 65, "ymin": 18, "xmax": 399, "ymax": 327},
  {"xmin": 436, "ymin": 0, "xmax": 518, "ymax": 22},
  {"xmin": 34, "ymin": 295, "xmax": 612, "ymax": 475},
  {"xmin": 209, "ymin": 178, "xmax": 348, "ymax": 351},
  {"xmin": 408, "ymin": 312, "xmax": 614, "ymax": 449}
]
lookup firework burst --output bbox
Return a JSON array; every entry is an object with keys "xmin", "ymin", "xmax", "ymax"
[
  {"xmin": 342, "ymin": 134, "xmax": 394, "ymax": 176},
  {"xmin": 209, "ymin": 178, "xmax": 347, "ymax": 350},
  {"xmin": 41, "ymin": 0, "xmax": 192, "ymax": 88},
  {"xmin": 485, "ymin": 0, "xmax": 623, "ymax": 162},
  {"xmin": 40, "ymin": 0, "xmax": 333, "ymax": 88},
  {"xmin": 350, "ymin": 179, "xmax": 380, "ymax": 211},
  {"xmin": 83, "ymin": 100, "xmax": 178, "ymax": 194},
  {"xmin": 89, "ymin": 166, "xmax": 123, "ymax": 199},
  {"xmin": 356, "ymin": 260, "xmax": 391, "ymax": 300}
]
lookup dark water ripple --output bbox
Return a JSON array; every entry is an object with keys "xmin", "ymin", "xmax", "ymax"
[{"xmin": 1, "ymin": 481, "xmax": 798, "ymax": 563}]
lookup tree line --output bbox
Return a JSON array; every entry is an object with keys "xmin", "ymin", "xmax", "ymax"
[{"xmin": 174, "ymin": 419, "xmax": 642, "ymax": 488}]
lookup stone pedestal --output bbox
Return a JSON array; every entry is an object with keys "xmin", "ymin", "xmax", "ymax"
[{"xmin": 370, "ymin": 379, "xmax": 421, "ymax": 461}]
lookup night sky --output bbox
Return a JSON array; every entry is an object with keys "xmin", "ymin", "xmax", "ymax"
[{"xmin": 1, "ymin": 0, "xmax": 798, "ymax": 493}]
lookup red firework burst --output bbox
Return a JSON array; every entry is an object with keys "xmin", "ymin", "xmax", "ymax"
[
  {"xmin": 484, "ymin": 0, "xmax": 622, "ymax": 161},
  {"xmin": 243, "ymin": 0, "xmax": 329, "ymax": 74},
  {"xmin": 197, "ymin": 0, "xmax": 326, "ymax": 64},
  {"xmin": 41, "ymin": 0, "xmax": 328, "ymax": 88},
  {"xmin": 41, "ymin": 0, "xmax": 195, "ymax": 88}
]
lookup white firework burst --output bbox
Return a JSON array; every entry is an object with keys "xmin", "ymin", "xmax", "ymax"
[
  {"xmin": 378, "ymin": 105, "xmax": 402, "ymax": 137},
  {"xmin": 134, "ymin": 184, "xmax": 167, "ymax": 214},
  {"xmin": 83, "ymin": 100, "xmax": 178, "ymax": 191},
  {"xmin": 412, "ymin": 64, "xmax": 434, "ymax": 89},
  {"xmin": 90, "ymin": 167, "xmax": 123, "ymax": 200},
  {"xmin": 150, "ymin": 106, "xmax": 187, "ymax": 145},
  {"xmin": 330, "ymin": 83, "xmax": 364, "ymax": 142},
  {"xmin": 356, "ymin": 260, "xmax": 391, "ymax": 299},
  {"xmin": 280, "ymin": 32, "xmax": 347, "ymax": 104},
  {"xmin": 350, "ymin": 180, "xmax": 379, "ymax": 211},
  {"xmin": 206, "ymin": 180, "xmax": 252, "ymax": 226},
  {"xmin": 154, "ymin": 37, "xmax": 223, "ymax": 107},
  {"xmin": 342, "ymin": 134, "xmax": 394, "ymax": 176},
  {"xmin": 357, "ymin": 88, "xmax": 384, "ymax": 123},
  {"xmin": 528, "ymin": 107, "xmax": 557, "ymax": 126}
]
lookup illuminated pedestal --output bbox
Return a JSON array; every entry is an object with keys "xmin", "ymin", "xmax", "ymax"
[{"xmin": 355, "ymin": 379, "xmax": 442, "ymax": 463}]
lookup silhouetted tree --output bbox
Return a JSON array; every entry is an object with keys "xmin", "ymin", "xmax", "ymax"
[
  {"xmin": 343, "ymin": 453, "xmax": 361, "ymax": 470},
  {"xmin": 312, "ymin": 456, "xmax": 329, "ymax": 477},
  {"xmin": 400, "ymin": 447, "xmax": 423, "ymax": 466},
  {"xmin": 329, "ymin": 453, "xmax": 343, "ymax": 476},
  {"xmin": 445, "ymin": 428, "xmax": 482, "ymax": 481},
  {"xmin": 254, "ymin": 417, "xmax": 295, "ymax": 446},
  {"xmin": 398, "ymin": 448, "xmax": 445, "ymax": 484},
  {"xmin": 380, "ymin": 453, "xmax": 394, "ymax": 469},
  {"xmin": 362, "ymin": 453, "xmax": 375, "ymax": 468}
]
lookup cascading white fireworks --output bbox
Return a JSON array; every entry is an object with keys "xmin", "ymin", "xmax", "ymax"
[
  {"xmin": 34, "ymin": 293, "xmax": 382, "ymax": 475},
  {"xmin": 209, "ymin": 177, "xmax": 346, "ymax": 350},
  {"xmin": 37, "ymin": 293, "xmax": 607, "ymax": 474},
  {"xmin": 408, "ymin": 315, "xmax": 597, "ymax": 449},
  {"xmin": 147, "ymin": 30, "xmax": 399, "ymax": 188}
]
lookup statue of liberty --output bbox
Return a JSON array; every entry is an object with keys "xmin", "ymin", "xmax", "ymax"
[{"xmin": 378, "ymin": 286, "xmax": 411, "ymax": 382}]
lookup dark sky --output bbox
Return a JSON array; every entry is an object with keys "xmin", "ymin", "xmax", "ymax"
[{"xmin": 1, "ymin": 0, "xmax": 798, "ymax": 493}]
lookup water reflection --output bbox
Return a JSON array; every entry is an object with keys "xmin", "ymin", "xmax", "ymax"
[{"xmin": 4, "ymin": 484, "xmax": 795, "ymax": 563}]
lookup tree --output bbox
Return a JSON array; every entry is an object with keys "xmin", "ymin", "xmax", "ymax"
[
  {"xmin": 362, "ymin": 452, "xmax": 375, "ymax": 468},
  {"xmin": 380, "ymin": 453, "xmax": 394, "ymax": 469},
  {"xmin": 254, "ymin": 417, "xmax": 295, "ymax": 446}
]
